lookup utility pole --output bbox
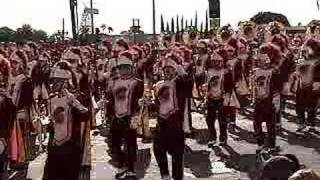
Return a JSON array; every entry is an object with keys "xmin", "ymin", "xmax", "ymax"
[
  {"xmin": 62, "ymin": 18, "xmax": 65, "ymax": 40},
  {"xmin": 152, "ymin": 0, "xmax": 156, "ymax": 39},
  {"xmin": 90, "ymin": 0, "xmax": 94, "ymax": 35},
  {"xmin": 69, "ymin": 0, "xmax": 77, "ymax": 39}
]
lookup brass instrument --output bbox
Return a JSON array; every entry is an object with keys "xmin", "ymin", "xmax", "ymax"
[
  {"xmin": 137, "ymin": 71, "xmax": 155, "ymax": 137},
  {"xmin": 32, "ymin": 99, "xmax": 49, "ymax": 154}
]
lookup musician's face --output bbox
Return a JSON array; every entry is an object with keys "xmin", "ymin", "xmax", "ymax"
[
  {"xmin": 81, "ymin": 49, "xmax": 91, "ymax": 66},
  {"xmin": 10, "ymin": 55, "xmax": 24, "ymax": 76},
  {"xmin": 226, "ymin": 47, "xmax": 236, "ymax": 60},
  {"xmin": 163, "ymin": 66, "xmax": 176, "ymax": 80},
  {"xmin": 118, "ymin": 65, "xmax": 132, "ymax": 78},
  {"xmin": 114, "ymin": 44, "xmax": 125, "ymax": 53}
]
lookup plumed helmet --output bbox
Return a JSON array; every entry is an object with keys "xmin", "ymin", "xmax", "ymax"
[
  {"xmin": 271, "ymin": 34, "xmax": 289, "ymax": 51},
  {"xmin": 239, "ymin": 21, "xmax": 256, "ymax": 35},
  {"xmin": 161, "ymin": 53, "xmax": 178, "ymax": 70},
  {"xmin": 218, "ymin": 25, "xmax": 234, "ymax": 41},
  {"xmin": 268, "ymin": 21, "xmax": 285, "ymax": 35},
  {"xmin": 117, "ymin": 50, "xmax": 133, "ymax": 67}
]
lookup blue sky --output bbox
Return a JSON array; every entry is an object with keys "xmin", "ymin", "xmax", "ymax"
[{"xmin": 0, "ymin": 0, "xmax": 319, "ymax": 35}]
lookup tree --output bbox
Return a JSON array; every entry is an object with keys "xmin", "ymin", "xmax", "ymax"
[
  {"xmin": 190, "ymin": 19, "xmax": 193, "ymax": 27},
  {"xmin": 160, "ymin": 14, "xmax": 165, "ymax": 32},
  {"xmin": 185, "ymin": 20, "xmax": 188, "ymax": 30},
  {"xmin": 181, "ymin": 16, "xmax": 184, "ymax": 32},
  {"xmin": 195, "ymin": 11, "xmax": 198, "ymax": 30},
  {"xmin": 250, "ymin": 12, "xmax": 290, "ymax": 26},
  {"xmin": 107, "ymin": 27, "xmax": 114, "ymax": 33},
  {"xmin": 21, "ymin": 24, "xmax": 33, "ymax": 38},
  {"xmin": 32, "ymin": 29, "xmax": 47, "ymax": 42},
  {"xmin": 176, "ymin": 15, "xmax": 180, "ymax": 32},
  {"xmin": 166, "ymin": 22, "xmax": 170, "ymax": 32},
  {"xmin": 171, "ymin": 17, "xmax": 175, "ymax": 33},
  {"xmin": 0, "ymin": 27, "xmax": 15, "ymax": 42},
  {"xmin": 100, "ymin": 24, "xmax": 107, "ymax": 33},
  {"xmin": 200, "ymin": 22, "xmax": 204, "ymax": 34},
  {"xmin": 205, "ymin": 11, "xmax": 209, "ymax": 32}
]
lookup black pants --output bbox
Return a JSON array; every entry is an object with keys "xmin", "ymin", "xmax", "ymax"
[
  {"xmin": 111, "ymin": 116, "xmax": 137, "ymax": 171},
  {"xmin": 0, "ymin": 148, "xmax": 8, "ymax": 180},
  {"xmin": 47, "ymin": 140, "xmax": 81, "ymax": 180},
  {"xmin": 296, "ymin": 88, "xmax": 317, "ymax": 127},
  {"xmin": 254, "ymin": 98, "xmax": 276, "ymax": 148},
  {"xmin": 153, "ymin": 116, "xmax": 185, "ymax": 180},
  {"xmin": 296, "ymin": 105, "xmax": 316, "ymax": 127},
  {"xmin": 206, "ymin": 99, "xmax": 227, "ymax": 142}
]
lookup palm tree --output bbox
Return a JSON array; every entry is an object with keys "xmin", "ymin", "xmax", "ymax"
[
  {"xmin": 100, "ymin": 24, "xmax": 107, "ymax": 33},
  {"xmin": 107, "ymin": 27, "xmax": 113, "ymax": 33},
  {"xmin": 21, "ymin": 24, "xmax": 33, "ymax": 38}
]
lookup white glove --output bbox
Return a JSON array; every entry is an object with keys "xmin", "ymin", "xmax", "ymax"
[{"xmin": 0, "ymin": 138, "xmax": 6, "ymax": 155}]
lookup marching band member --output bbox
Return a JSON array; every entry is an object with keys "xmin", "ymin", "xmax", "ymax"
[
  {"xmin": 106, "ymin": 51, "xmax": 143, "ymax": 179},
  {"xmin": 47, "ymin": 61, "xmax": 89, "ymax": 180},
  {"xmin": 253, "ymin": 43, "xmax": 282, "ymax": 151},
  {"xmin": 291, "ymin": 38, "xmax": 320, "ymax": 132},
  {"xmin": 0, "ymin": 55, "xmax": 15, "ymax": 179},
  {"xmin": 223, "ymin": 38, "xmax": 242, "ymax": 129},
  {"xmin": 203, "ymin": 50, "xmax": 234, "ymax": 146},
  {"xmin": 153, "ymin": 53, "xmax": 193, "ymax": 180},
  {"xmin": 8, "ymin": 50, "xmax": 34, "ymax": 164}
]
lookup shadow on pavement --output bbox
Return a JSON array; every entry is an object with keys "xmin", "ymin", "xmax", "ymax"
[
  {"xmin": 193, "ymin": 129, "xmax": 211, "ymax": 145},
  {"xmin": 211, "ymin": 145, "xmax": 258, "ymax": 180},
  {"xmin": 184, "ymin": 145, "xmax": 213, "ymax": 178},
  {"xmin": 228, "ymin": 125, "xmax": 257, "ymax": 144},
  {"xmin": 107, "ymin": 148, "xmax": 151, "ymax": 179},
  {"xmin": 280, "ymin": 128, "xmax": 320, "ymax": 154},
  {"xmin": 135, "ymin": 148, "xmax": 151, "ymax": 179}
]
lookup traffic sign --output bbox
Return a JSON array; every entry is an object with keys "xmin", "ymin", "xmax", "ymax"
[{"xmin": 85, "ymin": 8, "xmax": 99, "ymax": 14}]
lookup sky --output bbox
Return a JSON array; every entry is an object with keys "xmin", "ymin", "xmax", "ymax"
[{"xmin": 0, "ymin": 0, "xmax": 320, "ymax": 35}]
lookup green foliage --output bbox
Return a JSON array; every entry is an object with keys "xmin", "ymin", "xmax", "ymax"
[
  {"xmin": 171, "ymin": 17, "xmax": 175, "ymax": 33},
  {"xmin": 176, "ymin": 15, "xmax": 180, "ymax": 32},
  {"xmin": 160, "ymin": 14, "xmax": 165, "ymax": 32},
  {"xmin": 0, "ymin": 24, "xmax": 48, "ymax": 43},
  {"xmin": 181, "ymin": 16, "xmax": 184, "ymax": 32},
  {"xmin": 32, "ymin": 30, "xmax": 47, "ymax": 42},
  {"xmin": 250, "ymin": 12, "xmax": 290, "ymax": 26},
  {"xmin": 0, "ymin": 27, "xmax": 15, "ymax": 42}
]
